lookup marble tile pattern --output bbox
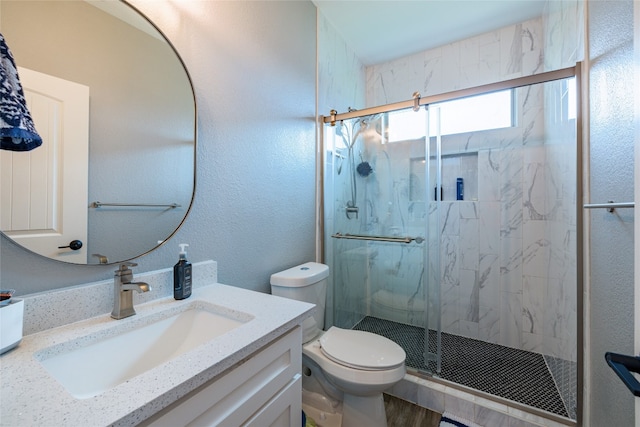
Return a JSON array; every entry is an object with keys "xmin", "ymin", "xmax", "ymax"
[
  {"xmin": 318, "ymin": 10, "xmax": 367, "ymax": 329},
  {"xmin": 317, "ymin": 12, "xmax": 366, "ymax": 117},
  {"xmin": 327, "ymin": 16, "xmax": 578, "ymax": 363},
  {"xmin": 365, "ymin": 18, "xmax": 545, "ymax": 106},
  {"xmin": 543, "ymin": 0, "xmax": 585, "ymax": 70}
]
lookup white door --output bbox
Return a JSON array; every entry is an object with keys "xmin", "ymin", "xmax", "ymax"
[{"xmin": 0, "ymin": 67, "xmax": 89, "ymax": 263}]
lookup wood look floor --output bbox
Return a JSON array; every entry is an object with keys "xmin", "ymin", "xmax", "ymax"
[{"xmin": 384, "ymin": 394, "xmax": 442, "ymax": 427}]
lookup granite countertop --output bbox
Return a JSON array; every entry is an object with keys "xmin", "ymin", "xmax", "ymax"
[{"xmin": 0, "ymin": 283, "xmax": 314, "ymax": 426}]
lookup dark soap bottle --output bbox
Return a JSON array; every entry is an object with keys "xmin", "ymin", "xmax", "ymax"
[
  {"xmin": 174, "ymin": 243, "xmax": 192, "ymax": 300},
  {"xmin": 456, "ymin": 178, "xmax": 464, "ymax": 201}
]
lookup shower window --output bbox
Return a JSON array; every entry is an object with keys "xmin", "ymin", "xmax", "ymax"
[
  {"xmin": 563, "ymin": 77, "xmax": 577, "ymax": 120},
  {"xmin": 385, "ymin": 108, "xmax": 428, "ymax": 142},
  {"xmin": 385, "ymin": 89, "xmax": 514, "ymax": 143}
]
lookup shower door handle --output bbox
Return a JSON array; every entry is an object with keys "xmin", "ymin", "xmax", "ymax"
[{"xmin": 605, "ymin": 352, "xmax": 640, "ymax": 396}]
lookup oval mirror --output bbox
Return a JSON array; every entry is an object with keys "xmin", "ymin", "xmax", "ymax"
[{"xmin": 0, "ymin": 0, "xmax": 196, "ymax": 265}]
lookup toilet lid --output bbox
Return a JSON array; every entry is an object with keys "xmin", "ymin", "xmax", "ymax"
[{"xmin": 319, "ymin": 327, "xmax": 406, "ymax": 370}]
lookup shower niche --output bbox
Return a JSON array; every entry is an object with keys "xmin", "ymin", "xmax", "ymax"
[{"xmin": 410, "ymin": 152, "xmax": 479, "ymax": 202}]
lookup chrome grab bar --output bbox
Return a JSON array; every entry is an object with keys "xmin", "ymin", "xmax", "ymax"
[
  {"xmin": 90, "ymin": 202, "xmax": 181, "ymax": 209},
  {"xmin": 583, "ymin": 201, "xmax": 635, "ymax": 213},
  {"xmin": 331, "ymin": 233, "xmax": 424, "ymax": 244}
]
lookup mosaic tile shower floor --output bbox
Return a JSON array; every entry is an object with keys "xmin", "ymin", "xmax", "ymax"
[{"xmin": 353, "ymin": 316, "xmax": 575, "ymax": 419}]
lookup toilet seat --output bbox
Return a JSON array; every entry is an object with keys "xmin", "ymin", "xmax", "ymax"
[
  {"xmin": 303, "ymin": 335, "xmax": 406, "ymax": 391},
  {"xmin": 319, "ymin": 326, "xmax": 405, "ymax": 371}
]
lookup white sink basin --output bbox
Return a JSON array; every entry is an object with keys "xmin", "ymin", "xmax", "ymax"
[{"xmin": 36, "ymin": 302, "xmax": 252, "ymax": 399}]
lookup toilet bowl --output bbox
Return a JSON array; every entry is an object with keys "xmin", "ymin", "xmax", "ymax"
[
  {"xmin": 270, "ymin": 262, "xmax": 406, "ymax": 427},
  {"xmin": 305, "ymin": 327, "xmax": 405, "ymax": 394}
]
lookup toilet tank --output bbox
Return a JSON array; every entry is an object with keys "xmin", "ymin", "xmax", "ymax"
[{"xmin": 270, "ymin": 262, "xmax": 329, "ymax": 343}]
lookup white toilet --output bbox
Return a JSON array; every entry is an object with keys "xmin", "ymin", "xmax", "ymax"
[{"xmin": 270, "ymin": 262, "xmax": 406, "ymax": 427}]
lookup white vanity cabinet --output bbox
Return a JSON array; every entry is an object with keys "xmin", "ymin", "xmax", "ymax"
[
  {"xmin": 2, "ymin": 281, "xmax": 314, "ymax": 426},
  {"xmin": 142, "ymin": 326, "xmax": 302, "ymax": 427}
]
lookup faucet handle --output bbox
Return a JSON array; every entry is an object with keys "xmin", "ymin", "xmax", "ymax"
[{"xmin": 117, "ymin": 262, "xmax": 138, "ymax": 273}]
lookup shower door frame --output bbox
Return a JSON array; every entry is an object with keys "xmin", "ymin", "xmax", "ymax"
[{"xmin": 318, "ymin": 62, "xmax": 584, "ymax": 425}]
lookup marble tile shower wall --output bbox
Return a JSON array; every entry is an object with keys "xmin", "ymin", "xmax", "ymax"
[
  {"xmin": 318, "ymin": 11, "xmax": 367, "ymax": 329},
  {"xmin": 331, "ymin": 126, "xmax": 428, "ymax": 331},
  {"xmin": 354, "ymin": 16, "xmax": 578, "ymax": 363},
  {"xmin": 317, "ymin": 13, "xmax": 366, "ymax": 115},
  {"xmin": 365, "ymin": 18, "xmax": 545, "ymax": 106}
]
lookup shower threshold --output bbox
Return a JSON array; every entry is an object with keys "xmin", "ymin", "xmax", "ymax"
[{"xmin": 353, "ymin": 316, "xmax": 576, "ymax": 420}]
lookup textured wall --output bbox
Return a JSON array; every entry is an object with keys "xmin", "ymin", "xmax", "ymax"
[
  {"xmin": 0, "ymin": 1, "xmax": 317, "ymax": 295},
  {"xmin": 587, "ymin": 0, "xmax": 635, "ymax": 425}
]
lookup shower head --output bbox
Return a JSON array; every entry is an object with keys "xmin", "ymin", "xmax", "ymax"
[
  {"xmin": 357, "ymin": 161, "xmax": 373, "ymax": 177},
  {"xmin": 356, "ymin": 151, "xmax": 373, "ymax": 178},
  {"xmin": 356, "ymin": 151, "xmax": 373, "ymax": 177}
]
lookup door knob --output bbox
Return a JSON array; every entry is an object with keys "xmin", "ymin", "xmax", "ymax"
[{"xmin": 58, "ymin": 240, "xmax": 83, "ymax": 250}]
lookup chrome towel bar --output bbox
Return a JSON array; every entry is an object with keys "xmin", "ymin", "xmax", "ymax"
[
  {"xmin": 331, "ymin": 233, "xmax": 424, "ymax": 244},
  {"xmin": 583, "ymin": 201, "xmax": 635, "ymax": 213},
  {"xmin": 90, "ymin": 202, "xmax": 181, "ymax": 209}
]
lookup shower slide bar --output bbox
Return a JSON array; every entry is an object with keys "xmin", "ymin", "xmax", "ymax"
[
  {"xmin": 583, "ymin": 201, "xmax": 635, "ymax": 213},
  {"xmin": 90, "ymin": 202, "xmax": 181, "ymax": 208},
  {"xmin": 332, "ymin": 232, "xmax": 424, "ymax": 244}
]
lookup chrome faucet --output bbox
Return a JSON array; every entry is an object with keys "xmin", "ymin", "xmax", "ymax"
[{"xmin": 111, "ymin": 262, "xmax": 151, "ymax": 319}]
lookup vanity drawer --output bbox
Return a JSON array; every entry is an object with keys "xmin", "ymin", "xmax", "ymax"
[
  {"xmin": 244, "ymin": 374, "xmax": 301, "ymax": 427},
  {"xmin": 143, "ymin": 326, "xmax": 302, "ymax": 427}
]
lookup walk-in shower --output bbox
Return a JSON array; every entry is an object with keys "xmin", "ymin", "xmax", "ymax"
[{"xmin": 321, "ymin": 65, "xmax": 582, "ymax": 422}]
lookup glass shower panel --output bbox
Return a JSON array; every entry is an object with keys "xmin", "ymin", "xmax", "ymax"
[
  {"xmin": 326, "ymin": 108, "xmax": 440, "ymax": 375},
  {"xmin": 323, "ymin": 71, "xmax": 579, "ymax": 420},
  {"xmin": 426, "ymin": 106, "xmax": 442, "ymax": 374},
  {"xmin": 424, "ymin": 78, "xmax": 578, "ymax": 419}
]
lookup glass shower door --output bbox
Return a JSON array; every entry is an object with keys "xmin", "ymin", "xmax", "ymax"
[
  {"xmin": 323, "ymin": 66, "xmax": 580, "ymax": 419},
  {"xmin": 325, "ymin": 106, "xmax": 442, "ymax": 375},
  {"xmin": 425, "ymin": 105, "xmax": 442, "ymax": 374}
]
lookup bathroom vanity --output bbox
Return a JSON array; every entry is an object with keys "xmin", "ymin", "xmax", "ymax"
[
  {"xmin": 0, "ymin": 276, "xmax": 313, "ymax": 426},
  {"xmin": 141, "ymin": 327, "xmax": 302, "ymax": 426}
]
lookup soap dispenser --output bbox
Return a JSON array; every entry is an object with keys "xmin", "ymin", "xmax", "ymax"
[{"xmin": 174, "ymin": 244, "xmax": 192, "ymax": 300}]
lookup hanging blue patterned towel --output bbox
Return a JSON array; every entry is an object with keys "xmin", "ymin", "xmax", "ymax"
[{"xmin": 0, "ymin": 33, "xmax": 42, "ymax": 151}]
